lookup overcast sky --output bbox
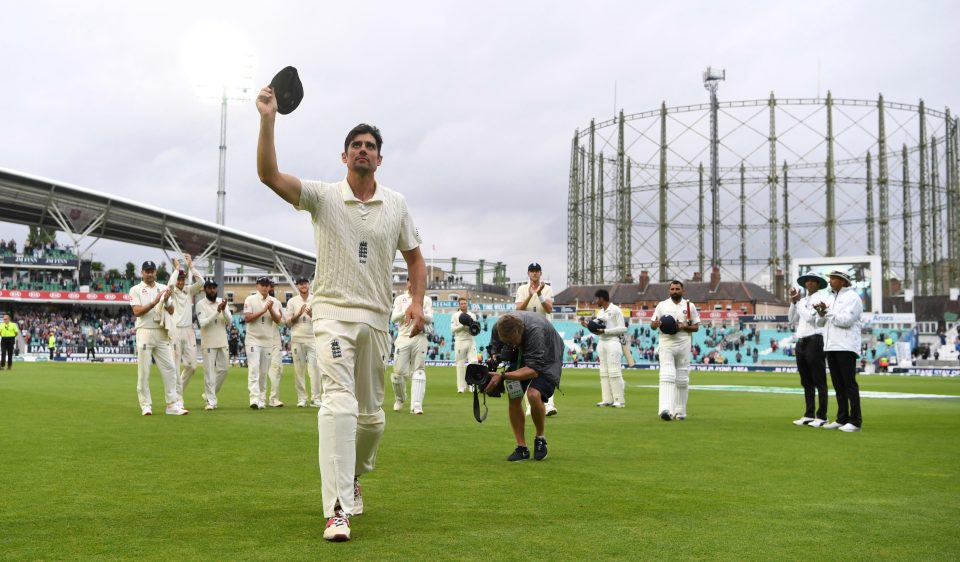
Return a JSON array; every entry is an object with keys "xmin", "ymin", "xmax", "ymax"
[{"xmin": 1, "ymin": 0, "xmax": 957, "ymax": 291}]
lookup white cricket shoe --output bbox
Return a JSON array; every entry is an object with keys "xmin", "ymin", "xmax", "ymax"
[
  {"xmin": 141, "ymin": 407, "xmax": 153, "ymax": 416},
  {"xmin": 269, "ymin": 400, "xmax": 284, "ymax": 408},
  {"xmin": 545, "ymin": 405, "xmax": 558, "ymax": 417},
  {"xmin": 204, "ymin": 404, "xmax": 215, "ymax": 411},
  {"xmin": 612, "ymin": 402, "xmax": 625, "ymax": 408},
  {"xmin": 673, "ymin": 412, "xmax": 686, "ymax": 420},
  {"xmin": 793, "ymin": 416, "xmax": 815, "ymax": 426},
  {"xmin": 411, "ymin": 407, "xmax": 424, "ymax": 415},
  {"xmin": 297, "ymin": 401, "xmax": 307, "ymax": 408},
  {"xmin": 311, "ymin": 399, "xmax": 322, "ymax": 408},
  {"xmin": 822, "ymin": 421, "xmax": 843, "ymax": 429},
  {"xmin": 165, "ymin": 405, "xmax": 189, "ymax": 416},
  {"xmin": 596, "ymin": 401, "xmax": 612, "ymax": 407},
  {"xmin": 808, "ymin": 418, "xmax": 828, "ymax": 428},
  {"xmin": 393, "ymin": 399, "xmax": 403, "ymax": 412},
  {"xmin": 839, "ymin": 423, "xmax": 861, "ymax": 432},
  {"xmin": 323, "ymin": 504, "xmax": 351, "ymax": 542}
]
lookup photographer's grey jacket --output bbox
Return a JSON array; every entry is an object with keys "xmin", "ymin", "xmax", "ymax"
[{"xmin": 490, "ymin": 311, "xmax": 563, "ymax": 386}]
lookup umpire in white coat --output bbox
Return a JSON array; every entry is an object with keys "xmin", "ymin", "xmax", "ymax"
[
  {"xmin": 788, "ymin": 272, "xmax": 830, "ymax": 427},
  {"xmin": 815, "ymin": 270, "xmax": 864, "ymax": 432}
]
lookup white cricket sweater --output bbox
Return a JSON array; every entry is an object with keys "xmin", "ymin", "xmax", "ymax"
[{"xmin": 297, "ymin": 179, "xmax": 421, "ymax": 331}]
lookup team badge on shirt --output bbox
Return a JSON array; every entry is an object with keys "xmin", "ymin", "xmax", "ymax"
[
  {"xmin": 359, "ymin": 241, "xmax": 368, "ymax": 264},
  {"xmin": 331, "ymin": 339, "xmax": 342, "ymax": 359}
]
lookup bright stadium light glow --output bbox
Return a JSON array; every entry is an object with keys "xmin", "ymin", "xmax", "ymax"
[
  {"xmin": 180, "ymin": 23, "xmax": 256, "ymax": 294},
  {"xmin": 181, "ymin": 23, "xmax": 255, "ymax": 102}
]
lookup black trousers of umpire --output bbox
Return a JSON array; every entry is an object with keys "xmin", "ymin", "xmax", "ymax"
[
  {"xmin": 795, "ymin": 334, "xmax": 828, "ymax": 419},
  {"xmin": 1, "ymin": 337, "xmax": 14, "ymax": 368},
  {"xmin": 826, "ymin": 350, "xmax": 861, "ymax": 427}
]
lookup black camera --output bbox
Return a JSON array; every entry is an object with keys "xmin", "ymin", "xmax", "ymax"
[
  {"xmin": 465, "ymin": 363, "xmax": 504, "ymax": 397},
  {"xmin": 458, "ymin": 312, "xmax": 481, "ymax": 336},
  {"xmin": 465, "ymin": 346, "xmax": 517, "ymax": 398},
  {"xmin": 466, "ymin": 345, "xmax": 519, "ymax": 423}
]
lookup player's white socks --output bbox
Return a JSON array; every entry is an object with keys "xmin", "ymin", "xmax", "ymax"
[
  {"xmin": 609, "ymin": 375, "xmax": 624, "ymax": 404},
  {"xmin": 391, "ymin": 373, "xmax": 406, "ymax": 403},
  {"xmin": 411, "ymin": 370, "xmax": 426, "ymax": 411}
]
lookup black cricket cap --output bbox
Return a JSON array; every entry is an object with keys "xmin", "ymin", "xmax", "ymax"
[
  {"xmin": 295, "ymin": 276, "xmax": 310, "ymax": 284},
  {"xmin": 659, "ymin": 315, "xmax": 679, "ymax": 335},
  {"xmin": 141, "ymin": 260, "xmax": 157, "ymax": 271},
  {"xmin": 270, "ymin": 66, "xmax": 304, "ymax": 115},
  {"xmin": 256, "ymin": 276, "xmax": 274, "ymax": 285},
  {"xmin": 203, "ymin": 279, "xmax": 218, "ymax": 288},
  {"xmin": 527, "ymin": 262, "xmax": 542, "ymax": 272},
  {"xmin": 586, "ymin": 318, "xmax": 606, "ymax": 335}
]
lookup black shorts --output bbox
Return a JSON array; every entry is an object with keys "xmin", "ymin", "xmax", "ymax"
[{"xmin": 521, "ymin": 376, "xmax": 556, "ymax": 401}]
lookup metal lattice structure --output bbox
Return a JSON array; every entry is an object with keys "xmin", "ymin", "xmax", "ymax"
[{"xmin": 567, "ymin": 89, "xmax": 960, "ymax": 297}]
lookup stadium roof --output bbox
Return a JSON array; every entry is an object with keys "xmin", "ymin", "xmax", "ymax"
[{"xmin": 0, "ymin": 167, "xmax": 315, "ymax": 279}]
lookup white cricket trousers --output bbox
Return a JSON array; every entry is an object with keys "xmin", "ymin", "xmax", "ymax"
[
  {"xmin": 392, "ymin": 334, "xmax": 427, "ymax": 410},
  {"xmin": 291, "ymin": 340, "xmax": 321, "ymax": 404},
  {"xmin": 658, "ymin": 339, "xmax": 691, "ymax": 416},
  {"xmin": 393, "ymin": 334, "xmax": 426, "ymax": 378},
  {"xmin": 315, "ymin": 318, "xmax": 389, "ymax": 518},
  {"xmin": 598, "ymin": 337, "xmax": 625, "ymax": 404},
  {"xmin": 172, "ymin": 326, "xmax": 198, "ymax": 393},
  {"xmin": 201, "ymin": 346, "xmax": 229, "ymax": 407},
  {"xmin": 247, "ymin": 344, "xmax": 272, "ymax": 406},
  {"xmin": 268, "ymin": 343, "xmax": 283, "ymax": 405},
  {"xmin": 136, "ymin": 328, "xmax": 181, "ymax": 409},
  {"xmin": 454, "ymin": 338, "xmax": 476, "ymax": 392}
]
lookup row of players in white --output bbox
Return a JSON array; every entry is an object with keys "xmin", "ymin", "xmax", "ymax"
[
  {"xmin": 242, "ymin": 280, "xmax": 321, "ymax": 410},
  {"xmin": 583, "ymin": 292, "xmax": 701, "ymax": 419},
  {"xmin": 390, "ymin": 283, "xmax": 701, "ymax": 421},
  {"xmin": 136, "ymin": 262, "xmax": 698, "ymax": 418},
  {"xmin": 131, "ymin": 257, "xmax": 322, "ymax": 414}
]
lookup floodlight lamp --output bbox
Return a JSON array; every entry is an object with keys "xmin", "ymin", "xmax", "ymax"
[
  {"xmin": 182, "ymin": 23, "xmax": 256, "ymax": 103},
  {"xmin": 703, "ymin": 66, "xmax": 726, "ymax": 84}
]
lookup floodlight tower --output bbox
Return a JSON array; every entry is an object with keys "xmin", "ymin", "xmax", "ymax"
[
  {"xmin": 703, "ymin": 66, "xmax": 726, "ymax": 271},
  {"xmin": 185, "ymin": 26, "xmax": 255, "ymax": 292}
]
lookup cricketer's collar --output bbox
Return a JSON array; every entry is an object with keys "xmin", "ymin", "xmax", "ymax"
[{"xmin": 339, "ymin": 178, "xmax": 384, "ymax": 204}]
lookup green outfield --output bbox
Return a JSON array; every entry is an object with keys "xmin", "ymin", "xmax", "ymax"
[{"xmin": 1, "ymin": 362, "xmax": 959, "ymax": 561}]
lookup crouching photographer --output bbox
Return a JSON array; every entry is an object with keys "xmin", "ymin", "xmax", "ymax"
[{"xmin": 481, "ymin": 311, "xmax": 563, "ymax": 462}]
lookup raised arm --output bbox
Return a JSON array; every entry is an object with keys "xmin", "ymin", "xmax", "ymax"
[{"xmin": 256, "ymin": 86, "xmax": 302, "ymax": 206}]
